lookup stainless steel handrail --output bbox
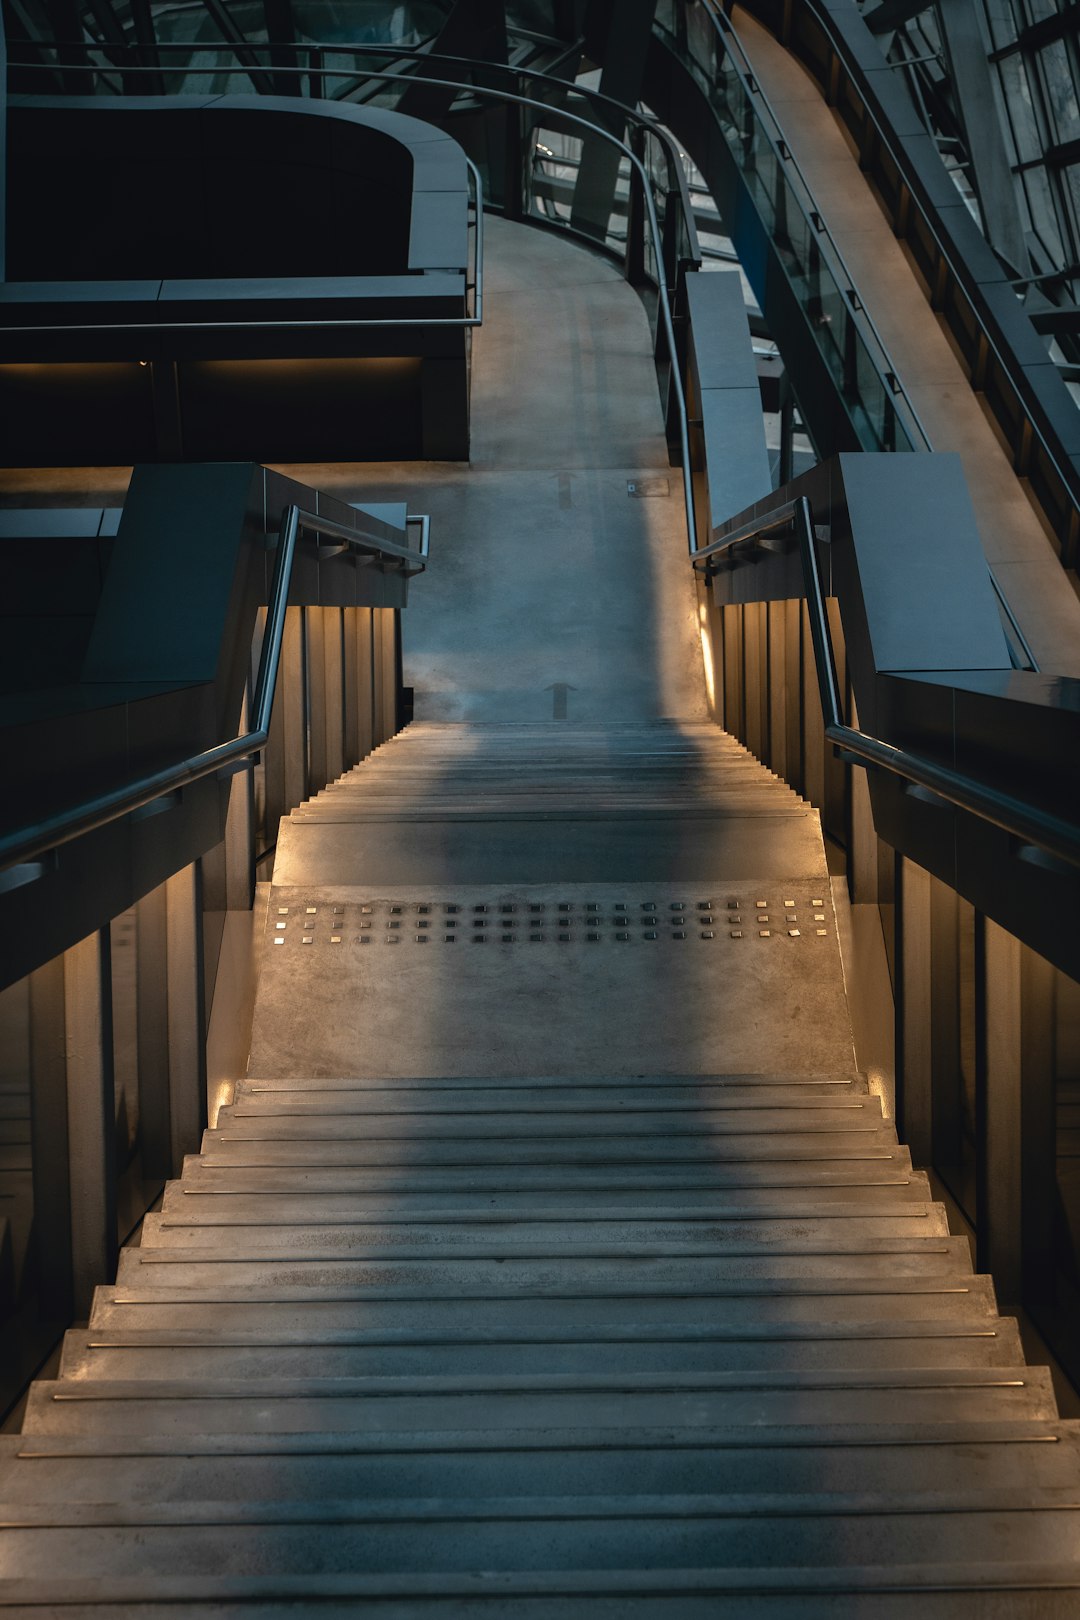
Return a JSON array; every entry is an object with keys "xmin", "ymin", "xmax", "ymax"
[
  {"xmin": 0, "ymin": 504, "xmax": 425, "ymax": 874},
  {"xmin": 694, "ymin": 495, "xmax": 1079, "ymax": 869}
]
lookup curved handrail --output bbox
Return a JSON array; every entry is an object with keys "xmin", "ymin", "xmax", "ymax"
[
  {"xmin": 0, "ymin": 504, "xmax": 426, "ymax": 875},
  {"xmin": 8, "ymin": 38, "xmax": 698, "ymax": 253},
  {"xmin": 4, "ymin": 62, "xmax": 700, "ymax": 555},
  {"xmin": 693, "ymin": 496, "xmax": 1078, "ymax": 869}
]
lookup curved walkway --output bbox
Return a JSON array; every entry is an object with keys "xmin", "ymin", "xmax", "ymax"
[{"xmin": 292, "ymin": 215, "xmax": 708, "ymax": 726}]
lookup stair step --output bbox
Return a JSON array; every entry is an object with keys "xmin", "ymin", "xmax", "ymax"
[
  {"xmin": 94, "ymin": 1268, "xmax": 987, "ymax": 1316},
  {"xmin": 56, "ymin": 1317, "xmax": 1023, "ymax": 1379},
  {"xmin": 157, "ymin": 1187, "xmax": 938, "ymax": 1230},
  {"xmin": 7, "ymin": 1491, "xmax": 1080, "ymax": 1584},
  {"xmin": 6, "ymin": 1574, "xmax": 1080, "ymax": 1617},
  {"xmin": 204, "ymin": 1134, "xmax": 906, "ymax": 1159},
  {"xmin": 20, "ymin": 1367, "xmax": 1058, "ymax": 1436},
  {"xmin": 8, "ymin": 1419, "xmax": 1078, "ymax": 1499},
  {"xmin": 97, "ymin": 1271, "xmax": 1000, "ymax": 1321},
  {"xmin": 214, "ymin": 1101, "xmax": 887, "ymax": 1133},
  {"xmin": 234, "ymin": 1075, "xmax": 867, "ymax": 1101},
  {"xmin": 94, "ymin": 1246, "xmax": 977, "ymax": 1318}
]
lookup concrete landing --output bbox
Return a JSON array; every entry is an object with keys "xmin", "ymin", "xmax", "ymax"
[{"xmin": 248, "ymin": 880, "xmax": 853, "ymax": 1079}]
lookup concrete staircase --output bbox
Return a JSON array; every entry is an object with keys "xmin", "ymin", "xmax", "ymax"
[{"xmin": 3, "ymin": 721, "xmax": 1080, "ymax": 1613}]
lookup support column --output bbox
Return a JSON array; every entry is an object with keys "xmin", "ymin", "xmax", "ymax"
[
  {"xmin": 165, "ymin": 863, "xmax": 206, "ymax": 1175},
  {"xmin": 1020, "ymin": 942, "xmax": 1057, "ymax": 1305},
  {"xmin": 977, "ymin": 916, "xmax": 1022, "ymax": 1299},
  {"xmin": 225, "ymin": 693, "xmax": 255, "ymax": 913},
  {"xmin": 63, "ymin": 930, "xmax": 116, "ymax": 1319},
  {"xmin": 306, "ymin": 607, "xmax": 328, "ymax": 794},
  {"xmin": 848, "ymin": 700, "xmax": 877, "ymax": 905},
  {"xmin": 896, "ymin": 855, "xmax": 933, "ymax": 1165},
  {"xmin": 571, "ymin": 0, "xmax": 657, "ymax": 244},
  {"xmin": 29, "ymin": 956, "xmax": 73, "ymax": 1320},
  {"xmin": 356, "ymin": 609, "xmax": 376, "ymax": 760},
  {"xmin": 136, "ymin": 881, "xmax": 172, "ymax": 1182},
  {"xmin": 322, "ymin": 608, "xmax": 346, "ymax": 785}
]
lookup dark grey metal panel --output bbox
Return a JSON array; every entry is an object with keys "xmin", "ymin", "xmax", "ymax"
[
  {"xmin": 82, "ymin": 463, "xmax": 265, "ymax": 693},
  {"xmin": 686, "ymin": 271, "xmax": 762, "ymax": 394},
  {"xmin": 835, "ymin": 451, "xmax": 1011, "ymax": 675}
]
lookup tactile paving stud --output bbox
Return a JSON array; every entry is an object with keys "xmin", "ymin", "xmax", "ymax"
[
  {"xmin": 587, "ymin": 932, "xmax": 601, "ymax": 943},
  {"xmin": 501, "ymin": 904, "xmax": 516, "ymax": 914},
  {"xmin": 784, "ymin": 899, "xmax": 795, "ymax": 909},
  {"xmin": 701, "ymin": 930, "xmax": 715, "ymax": 939},
  {"xmin": 672, "ymin": 929, "xmax": 687, "ymax": 940},
  {"xmin": 444, "ymin": 904, "xmax": 460, "ymax": 914},
  {"xmin": 670, "ymin": 902, "xmax": 685, "ymax": 912},
  {"xmin": 416, "ymin": 935, "xmax": 428, "ymax": 944},
  {"xmin": 277, "ymin": 907, "xmax": 289, "ymax": 916},
  {"xmin": 558, "ymin": 903, "xmax": 573, "ymax": 913},
  {"xmin": 759, "ymin": 929, "xmax": 771, "ymax": 938},
  {"xmin": 444, "ymin": 935, "xmax": 456, "ymax": 943},
  {"xmin": 816, "ymin": 928, "xmax": 828, "ymax": 936},
  {"xmin": 273, "ymin": 937, "xmax": 285, "ymax": 946},
  {"xmin": 360, "ymin": 905, "xmax": 373, "ymax": 915},
  {"xmin": 417, "ymin": 920, "xmax": 430, "ymax": 929},
  {"xmin": 274, "ymin": 922, "xmax": 287, "ymax": 931},
  {"xmin": 643, "ymin": 930, "xmax": 658, "ymax": 940},
  {"xmin": 306, "ymin": 907, "xmax": 317, "ymax": 915},
  {"xmin": 755, "ymin": 900, "xmax": 767, "ymax": 909},
  {"xmin": 530, "ymin": 903, "xmax": 545, "ymax": 913},
  {"xmin": 417, "ymin": 904, "xmax": 430, "ymax": 914},
  {"xmin": 330, "ymin": 935, "xmax": 342, "ymax": 944},
  {"xmin": 641, "ymin": 902, "xmax": 657, "ymax": 913},
  {"xmin": 788, "ymin": 929, "xmax": 800, "ymax": 938},
  {"xmin": 616, "ymin": 931, "xmax": 630, "ymax": 941},
  {"xmin": 302, "ymin": 936, "xmax": 313, "ymax": 945},
  {"xmin": 333, "ymin": 906, "xmax": 344, "ymax": 915},
  {"xmin": 389, "ymin": 906, "xmax": 402, "ymax": 916},
  {"xmin": 730, "ymin": 929, "xmax": 743, "ymax": 939},
  {"xmin": 530, "ymin": 933, "xmax": 544, "ymax": 942},
  {"xmin": 386, "ymin": 937, "xmax": 399, "ymax": 945}
]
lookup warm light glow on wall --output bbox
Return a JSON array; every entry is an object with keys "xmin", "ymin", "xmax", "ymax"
[{"xmin": 698, "ymin": 598, "xmax": 717, "ymax": 712}]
